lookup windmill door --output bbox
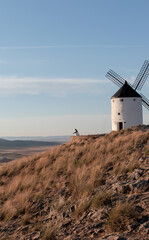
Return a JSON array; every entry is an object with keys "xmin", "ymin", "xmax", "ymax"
[{"xmin": 118, "ymin": 122, "xmax": 123, "ymax": 130}]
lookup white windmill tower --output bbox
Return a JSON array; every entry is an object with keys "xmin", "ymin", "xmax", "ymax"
[{"xmin": 106, "ymin": 60, "xmax": 149, "ymax": 131}]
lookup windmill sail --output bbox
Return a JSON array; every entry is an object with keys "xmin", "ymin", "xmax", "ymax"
[
  {"xmin": 140, "ymin": 93, "xmax": 149, "ymax": 110},
  {"xmin": 105, "ymin": 69, "xmax": 125, "ymax": 87},
  {"xmin": 133, "ymin": 60, "xmax": 149, "ymax": 91},
  {"xmin": 106, "ymin": 60, "xmax": 149, "ymax": 112}
]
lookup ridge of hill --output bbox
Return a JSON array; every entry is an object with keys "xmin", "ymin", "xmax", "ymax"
[{"xmin": 0, "ymin": 126, "xmax": 148, "ymax": 240}]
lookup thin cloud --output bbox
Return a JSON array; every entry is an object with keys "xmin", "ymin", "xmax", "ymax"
[
  {"xmin": 0, "ymin": 44, "xmax": 144, "ymax": 50},
  {"xmin": 0, "ymin": 76, "xmax": 107, "ymax": 95}
]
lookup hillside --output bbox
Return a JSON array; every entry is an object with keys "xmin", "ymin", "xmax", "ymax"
[{"xmin": 0, "ymin": 126, "xmax": 148, "ymax": 240}]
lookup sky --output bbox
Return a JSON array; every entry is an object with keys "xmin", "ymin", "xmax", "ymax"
[{"xmin": 0, "ymin": 0, "xmax": 149, "ymax": 136}]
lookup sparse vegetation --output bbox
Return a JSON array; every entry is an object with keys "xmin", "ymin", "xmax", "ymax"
[
  {"xmin": 41, "ymin": 224, "xmax": 57, "ymax": 240},
  {"xmin": 22, "ymin": 213, "xmax": 30, "ymax": 225},
  {"xmin": 0, "ymin": 126, "xmax": 148, "ymax": 239},
  {"xmin": 92, "ymin": 190, "xmax": 113, "ymax": 208},
  {"xmin": 107, "ymin": 202, "xmax": 138, "ymax": 232},
  {"xmin": 73, "ymin": 199, "xmax": 91, "ymax": 218}
]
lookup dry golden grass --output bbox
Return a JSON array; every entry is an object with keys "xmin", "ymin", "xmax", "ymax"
[
  {"xmin": 0, "ymin": 128, "xmax": 148, "ymax": 223},
  {"xmin": 73, "ymin": 198, "xmax": 91, "ymax": 219},
  {"xmin": 0, "ymin": 200, "xmax": 16, "ymax": 221},
  {"xmin": 91, "ymin": 190, "xmax": 113, "ymax": 208},
  {"xmin": 107, "ymin": 201, "xmax": 138, "ymax": 232},
  {"xmin": 40, "ymin": 221, "xmax": 58, "ymax": 240}
]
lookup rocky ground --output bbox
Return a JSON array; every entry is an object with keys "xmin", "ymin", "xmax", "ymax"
[
  {"xmin": 0, "ymin": 158, "xmax": 148, "ymax": 240},
  {"xmin": 0, "ymin": 127, "xmax": 148, "ymax": 239}
]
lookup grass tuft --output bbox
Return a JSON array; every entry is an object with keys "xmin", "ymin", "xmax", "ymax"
[
  {"xmin": 92, "ymin": 190, "xmax": 112, "ymax": 208},
  {"xmin": 73, "ymin": 199, "xmax": 91, "ymax": 219},
  {"xmin": 41, "ymin": 224, "xmax": 57, "ymax": 240},
  {"xmin": 107, "ymin": 202, "xmax": 138, "ymax": 232}
]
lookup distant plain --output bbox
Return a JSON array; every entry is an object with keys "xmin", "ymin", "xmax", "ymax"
[{"xmin": 0, "ymin": 136, "xmax": 70, "ymax": 164}]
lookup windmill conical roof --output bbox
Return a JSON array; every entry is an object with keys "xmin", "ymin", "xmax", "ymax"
[{"xmin": 111, "ymin": 81, "xmax": 141, "ymax": 98}]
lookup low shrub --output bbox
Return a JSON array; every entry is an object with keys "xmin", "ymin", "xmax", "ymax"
[
  {"xmin": 92, "ymin": 190, "xmax": 112, "ymax": 209},
  {"xmin": 107, "ymin": 202, "xmax": 138, "ymax": 232},
  {"xmin": 73, "ymin": 199, "xmax": 91, "ymax": 219},
  {"xmin": 41, "ymin": 224, "xmax": 57, "ymax": 240}
]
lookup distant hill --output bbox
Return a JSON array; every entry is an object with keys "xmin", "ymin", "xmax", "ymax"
[
  {"xmin": 0, "ymin": 125, "xmax": 148, "ymax": 239},
  {"xmin": 2, "ymin": 135, "xmax": 70, "ymax": 142},
  {"xmin": 0, "ymin": 138, "xmax": 63, "ymax": 148}
]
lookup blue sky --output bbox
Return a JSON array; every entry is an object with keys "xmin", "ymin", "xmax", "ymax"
[{"xmin": 0, "ymin": 0, "xmax": 149, "ymax": 136}]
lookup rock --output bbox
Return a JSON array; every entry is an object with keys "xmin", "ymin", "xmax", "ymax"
[
  {"xmin": 128, "ymin": 169, "xmax": 144, "ymax": 180},
  {"xmin": 130, "ymin": 180, "xmax": 149, "ymax": 193},
  {"xmin": 22, "ymin": 231, "xmax": 41, "ymax": 240},
  {"xmin": 32, "ymin": 231, "xmax": 41, "ymax": 240},
  {"xmin": 61, "ymin": 220, "xmax": 72, "ymax": 228},
  {"xmin": 112, "ymin": 182, "xmax": 131, "ymax": 194},
  {"xmin": 62, "ymin": 212, "xmax": 70, "ymax": 218},
  {"xmin": 20, "ymin": 226, "xmax": 29, "ymax": 232},
  {"xmin": 101, "ymin": 234, "xmax": 127, "ymax": 240},
  {"xmin": 90, "ymin": 209, "xmax": 108, "ymax": 221},
  {"xmin": 90, "ymin": 232, "xmax": 98, "ymax": 238},
  {"xmin": 72, "ymin": 236, "xmax": 81, "ymax": 240},
  {"xmin": 139, "ymin": 221, "xmax": 149, "ymax": 235},
  {"xmin": 70, "ymin": 205, "xmax": 75, "ymax": 212},
  {"xmin": 92, "ymin": 222, "xmax": 104, "ymax": 229}
]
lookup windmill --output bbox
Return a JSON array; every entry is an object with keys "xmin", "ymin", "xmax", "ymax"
[{"xmin": 105, "ymin": 60, "xmax": 149, "ymax": 131}]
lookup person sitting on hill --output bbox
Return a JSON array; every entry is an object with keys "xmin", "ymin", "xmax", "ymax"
[{"xmin": 73, "ymin": 129, "xmax": 80, "ymax": 136}]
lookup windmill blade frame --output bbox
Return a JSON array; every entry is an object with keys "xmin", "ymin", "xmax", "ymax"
[
  {"xmin": 105, "ymin": 69, "xmax": 126, "ymax": 88},
  {"xmin": 140, "ymin": 93, "xmax": 149, "ymax": 110},
  {"xmin": 142, "ymin": 100, "xmax": 149, "ymax": 110},
  {"xmin": 133, "ymin": 60, "xmax": 149, "ymax": 91}
]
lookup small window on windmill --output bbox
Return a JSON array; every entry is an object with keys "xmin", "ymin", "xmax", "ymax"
[
  {"xmin": 120, "ymin": 99, "xmax": 123, "ymax": 102},
  {"xmin": 133, "ymin": 99, "xmax": 136, "ymax": 101},
  {"xmin": 118, "ymin": 113, "xmax": 120, "ymax": 115}
]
